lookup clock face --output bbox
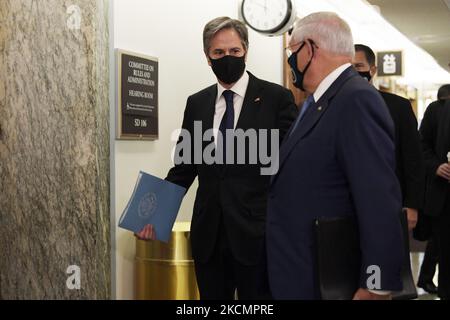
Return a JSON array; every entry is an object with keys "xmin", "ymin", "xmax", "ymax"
[{"xmin": 241, "ymin": 0, "xmax": 292, "ymax": 34}]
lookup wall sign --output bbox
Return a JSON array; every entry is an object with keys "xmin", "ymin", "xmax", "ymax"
[
  {"xmin": 377, "ymin": 51, "xmax": 403, "ymax": 77},
  {"xmin": 116, "ymin": 49, "xmax": 158, "ymax": 140}
]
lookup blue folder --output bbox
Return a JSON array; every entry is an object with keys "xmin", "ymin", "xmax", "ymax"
[{"xmin": 118, "ymin": 171, "xmax": 186, "ymax": 242}]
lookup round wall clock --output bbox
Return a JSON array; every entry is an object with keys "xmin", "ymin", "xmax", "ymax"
[{"xmin": 240, "ymin": 0, "xmax": 297, "ymax": 36}]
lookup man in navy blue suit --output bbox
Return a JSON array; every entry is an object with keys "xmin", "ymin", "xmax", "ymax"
[{"xmin": 266, "ymin": 12, "xmax": 404, "ymax": 300}]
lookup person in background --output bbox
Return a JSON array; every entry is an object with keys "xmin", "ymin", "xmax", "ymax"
[
  {"xmin": 352, "ymin": 44, "xmax": 425, "ymax": 233},
  {"xmin": 419, "ymin": 84, "xmax": 450, "ymax": 299},
  {"xmin": 136, "ymin": 16, "xmax": 297, "ymax": 300},
  {"xmin": 266, "ymin": 12, "xmax": 404, "ymax": 300}
]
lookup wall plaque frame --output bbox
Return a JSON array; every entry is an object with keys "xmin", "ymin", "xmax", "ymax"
[{"xmin": 116, "ymin": 49, "xmax": 159, "ymax": 140}]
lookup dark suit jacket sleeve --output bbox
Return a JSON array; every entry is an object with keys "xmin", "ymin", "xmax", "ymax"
[
  {"xmin": 337, "ymin": 89, "xmax": 403, "ymax": 290},
  {"xmin": 165, "ymin": 96, "xmax": 197, "ymax": 191},
  {"xmin": 419, "ymin": 103, "xmax": 442, "ymax": 176},
  {"xmin": 277, "ymin": 88, "xmax": 298, "ymax": 142},
  {"xmin": 397, "ymin": 100, "xmax": 425, "ymax": 209}
]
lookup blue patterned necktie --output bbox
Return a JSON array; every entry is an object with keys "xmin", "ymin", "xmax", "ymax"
[
  {"xmin": 289, "ymin": 95, "xmax": 315, "ymax": 138},
  {"xmin": 219, "ymin": 90, "xmax": 234, "ymax": 163}
]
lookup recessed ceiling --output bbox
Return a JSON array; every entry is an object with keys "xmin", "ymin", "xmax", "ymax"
[{"xmin": 367, "ymin": 0, "xmax": 450, "ymax": 72}]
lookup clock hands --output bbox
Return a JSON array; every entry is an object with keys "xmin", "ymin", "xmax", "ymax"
[
  {"xmin": 242, "ymin": 0, "xmax": 296, "ymax": 36},
  {"xmin": 253, "ymin": 1, "xmax": 268, "ymax": 14}
]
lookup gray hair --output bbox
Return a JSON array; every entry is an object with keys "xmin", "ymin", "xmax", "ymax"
[
  {"xmin": 291, "ymin": 12, "xmax": 354, "ymax": 58},
  {"xmin": 203, "ymin": 17, "xmax": 249, "ymax": 55}
]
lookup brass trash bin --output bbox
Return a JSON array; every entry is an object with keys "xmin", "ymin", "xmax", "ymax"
[{"xmin": 135, "ymin": 221, "xmax": 199, "ymax": 300}]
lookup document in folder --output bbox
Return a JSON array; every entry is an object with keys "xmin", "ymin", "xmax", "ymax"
[
  {"xmin": 118, "ymin": 171, "xmax": 186, "ymax": 242},
  {"xmin": 314, "ymin": 216, "xmax": 361, "ymax": 300}
]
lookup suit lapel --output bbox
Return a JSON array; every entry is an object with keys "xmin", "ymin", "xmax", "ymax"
[
  {"xmin": 272, "ymin": 66, "xmax": 357, "ymax": 186},
  {"xmin": 200, "ymin": 85, "xmax": 220, "ymax": 175},
  {"xmin": 236, "ymin": 72, "xmax": 263, "ymax": 131},
  {"xmin": 204, "ymin": 86, "xmax": 216, "ymax": 130}
]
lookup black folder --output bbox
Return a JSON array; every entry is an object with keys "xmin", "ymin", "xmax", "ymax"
[
  {"xmin": 314, "ymin": 211, "xmax": 417, "ymax": 300},
  {"xmin": 314, "ymin": 216, "xmax": 360, "ymax": 300}
]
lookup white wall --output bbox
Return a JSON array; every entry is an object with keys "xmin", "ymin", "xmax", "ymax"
[{"xmin": 111, "ymin": 0, "xmax": 284, "ymax": 299}]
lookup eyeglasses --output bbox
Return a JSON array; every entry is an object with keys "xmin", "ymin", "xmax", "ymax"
[
  {"xmin": 284, "ymin": 40, "xmax": 319, "ymax": 58},
  {"xmin": 284, "ymin": 41, "xmax": 305, "ymax": 58}
]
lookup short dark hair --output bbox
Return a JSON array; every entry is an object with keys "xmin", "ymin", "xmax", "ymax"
[
  {"xmin": 437, "ymin": 84, "xmax": 450, "ymax": 101},
  {"xmin": 354, "ymin": 44, "xmax": 376, "ymax": 67},
  {"xmin": 203, "ymin": 17, "xmax": 249, "ymax": 55}
]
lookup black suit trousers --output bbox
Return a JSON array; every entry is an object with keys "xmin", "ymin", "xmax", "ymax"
[
  {"xmin": 193, "ymin": 219, "xmax": 271, "ymax": 300},
  {"xmin": 435, "ymin": 188, "xmax": 450, "ymax": 299}
]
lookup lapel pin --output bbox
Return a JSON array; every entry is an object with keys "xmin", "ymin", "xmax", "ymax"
[
  {"xmin": 254, "ymin": 97, "xmax": 261, "ymax": 102},
  {"xmin": 317, "ymin": 106, "xmax": 323, "ymax": 111}
]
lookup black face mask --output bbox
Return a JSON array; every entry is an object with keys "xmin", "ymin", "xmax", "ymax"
[
  {"xmin": 358, "ymin": 71, "xmax": 372, "ymax": 82},
  {"xmin": 287, "ymin": 40, "xmax": 315, "ymax": 91},
  {"xmin": 210, "ymin": 55, "xmax": 246, "ymax": 85}
]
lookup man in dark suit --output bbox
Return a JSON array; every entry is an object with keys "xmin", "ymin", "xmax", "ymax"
[
  {"xmin": 419, "ymin": 85, "xmax": 450, "ymax": 300},
  {"xmin": 137, "ymin": 17, "xmax": 297, "ymax": 299},
  {"xmin": 267, "ymin": 12, "xmax": 404, "ymax": 300},
  {"xmin": 353, "ymin": 44, "xmax": 425, "ymax": 233},
  {"xmin": 415, "ymin": 86, "xmax": 450, "ymax": 295}
]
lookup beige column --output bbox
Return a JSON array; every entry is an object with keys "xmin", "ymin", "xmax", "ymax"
[{"xmin": 0, "ymin": 0, "xmax": 110, "ymax": 299}]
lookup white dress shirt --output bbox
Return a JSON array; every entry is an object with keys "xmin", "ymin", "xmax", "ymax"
[
  {"xmin": 313, "ymin": 63, "xmax": 351, "ymax": 102},
  {"xmin": 313, "ymin": 63, "xmax": 391, "ymax": 297},
  {"xmin": 213, "ymin": 71, "xmax": 249, "ymax": 144}
]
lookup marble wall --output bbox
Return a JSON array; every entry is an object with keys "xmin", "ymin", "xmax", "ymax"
[{"xmin": 0, "ymin": 0, "xmax": 110, "ymax": 299}]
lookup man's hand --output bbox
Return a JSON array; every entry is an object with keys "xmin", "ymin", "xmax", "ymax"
[
  {"xmin": 436, "ymin": 163, "xmax": 450, "ymax": 180},
  {"xmin": 135, "ymin": 224, "xmax": 156, "ymax": 241},
  {"xmin": 352, "ymin": 288, "xmax": 392, "ymax": 300},
  {"xmin": 405, "ymin": 207, "xmax": 418, "ymax": 231}
]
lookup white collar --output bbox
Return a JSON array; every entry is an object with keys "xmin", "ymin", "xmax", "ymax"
[
  {"xmin": 216, "ymin": 71, "xmax": 249, "ymax": 102},
  {"xmin": 313, "ymin": 63, "xmax": 351, "ymax": 102}
]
